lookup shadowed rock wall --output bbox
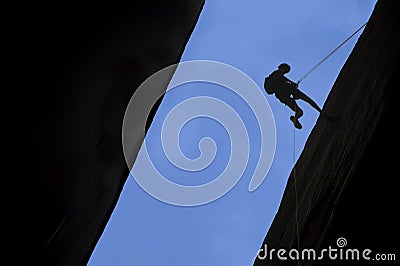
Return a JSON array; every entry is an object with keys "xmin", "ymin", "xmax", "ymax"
[{"xmin": 17, "ymin": 2, "xmax": 204, "ymax": 265}]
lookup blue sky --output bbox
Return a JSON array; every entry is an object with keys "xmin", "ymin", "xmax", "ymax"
[{"xmin": 89, "ymin": 1, "xmax": 377, "ymax": 265}]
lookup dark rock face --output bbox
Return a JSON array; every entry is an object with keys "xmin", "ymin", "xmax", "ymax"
[
  {"xmin": 17, "ymin": 2, "xmax": 204, "ymax": 265},
  {"xmin": 255, "ymin": 1, "xmax": 399, "ymax": 265}
]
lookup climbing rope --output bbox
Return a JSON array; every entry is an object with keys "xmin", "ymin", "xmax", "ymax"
[
  {"xmin": 293, "ymin": 108, "xmax": 300, "ymax": 265},
  {"xmin": 297, "ymin": 22, "xmax": 368, "ymax": 84},
  {"xmin": 288, "ymin": 23, "xmax": 368, "ymax": 263}
]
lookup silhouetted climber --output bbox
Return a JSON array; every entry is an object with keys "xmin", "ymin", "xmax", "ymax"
[{"xmin": 264, "ymin": 63, "xmax": 322, "ymax": 129}]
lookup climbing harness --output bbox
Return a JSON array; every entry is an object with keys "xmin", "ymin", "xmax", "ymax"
[{"xmin": 297, "ymin": 22, "xmax": 368, "ymax": 84}]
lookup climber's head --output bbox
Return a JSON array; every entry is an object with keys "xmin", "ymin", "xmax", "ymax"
[{"xmin": 278, "ymin": 63, "xmax": 291, "ymax": 74}]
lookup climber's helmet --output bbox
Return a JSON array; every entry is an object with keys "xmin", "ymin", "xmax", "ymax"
[{"xmin": 278, "ymin": 63, "xmax": 291, "ymax": 74}]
